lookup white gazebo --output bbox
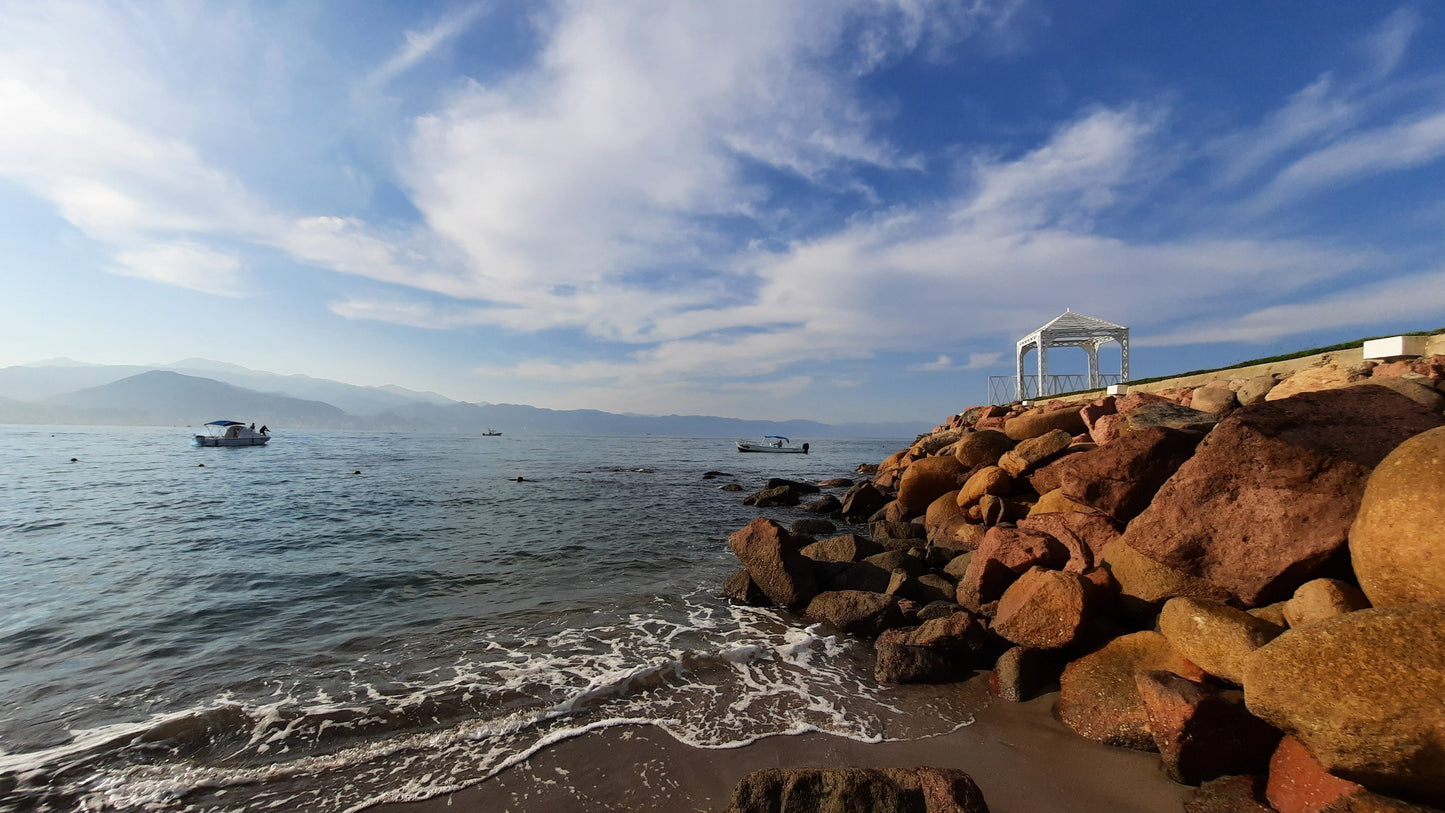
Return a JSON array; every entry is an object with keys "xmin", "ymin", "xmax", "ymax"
[{"xmin": 1015, "ymin": 309, "xmax": 1130, "ymax": 399}]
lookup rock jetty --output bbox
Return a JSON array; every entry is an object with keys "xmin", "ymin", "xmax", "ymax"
[{"xmin": 720, "ymin": 352, "xmax": 1445, "ymax": 812}]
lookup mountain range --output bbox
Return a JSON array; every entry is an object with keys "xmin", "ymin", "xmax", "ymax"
[{"xmin": 0, "ymin": 359, "xmax": 926, "ymax": 438}]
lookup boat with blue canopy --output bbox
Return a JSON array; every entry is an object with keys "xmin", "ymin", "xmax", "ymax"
[
  {"xmin": 194, "ymin": 420, "xmax": 271, "ymax": 447},
  {"xmin": 736, "ymin": 435, "xmax": 808, "ymax": 454}
]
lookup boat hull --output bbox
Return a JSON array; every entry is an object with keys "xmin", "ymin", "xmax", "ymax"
[
  {"xmin": 194, "ymin": 436, "xmax": 270, "ymax": 447},
  {"xmin": 736, "ymin": 443, "xmax": 807, "ymax": 453}
]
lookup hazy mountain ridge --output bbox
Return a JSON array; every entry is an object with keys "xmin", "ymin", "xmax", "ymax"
[{"xmin": 0, "ymin": 360, "xmax": 926, "ymax": 437}]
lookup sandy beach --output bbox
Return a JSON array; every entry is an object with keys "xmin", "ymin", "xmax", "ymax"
[{"xmin": 372, "ymin": 675, "xmax": 1189, "ymax": 813}]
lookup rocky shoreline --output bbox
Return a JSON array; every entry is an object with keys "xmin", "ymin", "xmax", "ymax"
[{"xmin": 718, "ymin": 350, "xmax": 1445, "ymax": 812}]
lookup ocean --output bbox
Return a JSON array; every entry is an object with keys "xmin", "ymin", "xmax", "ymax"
[{"xmin": 0, "ymin": 426, "xmax": 982, "ymax": 812}]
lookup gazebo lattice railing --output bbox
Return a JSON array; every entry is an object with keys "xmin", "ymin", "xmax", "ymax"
[{"xmin": 1001, "ymin": 309, "xmax": 1130, "ymax": 403}]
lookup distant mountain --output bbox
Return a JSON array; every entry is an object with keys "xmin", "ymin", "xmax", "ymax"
[
  {"xmin": 48, "ymin": 371, "xmax": 352, "ymax": 427},
  {"xmin": 0, "ymin": 359, "xmax": 928, "ymax": 438}
]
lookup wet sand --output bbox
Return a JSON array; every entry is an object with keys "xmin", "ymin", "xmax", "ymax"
[{"xmin": 370, "ymin": 679, "xmax": 1189, "ymax": 813}]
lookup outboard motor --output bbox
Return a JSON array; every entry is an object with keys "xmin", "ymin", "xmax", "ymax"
[{"xmin": 802, "ymin": 443, "xmax": 809, "ymax": 454}]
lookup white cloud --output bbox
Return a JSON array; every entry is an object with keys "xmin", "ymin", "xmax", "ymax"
[
  {"xmin": 1254, "ymin": 110, "xmax": 1445, "ymax": 205},
  {"xmin": 907, "ymin": 352, "xmax": 1005, "ymax": 372},
  {"xmin": 110, "ymin": 243, "xmax": 248, "ymax": 297},
  {"xmin": 366, "ymin": 4, "xmax": 488, "ymax": 88}
]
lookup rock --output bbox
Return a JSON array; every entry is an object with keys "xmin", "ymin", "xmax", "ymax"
[
  {"xmin": 874, "ymin": 612, "xmax": 987, "ymax": 684},
  {"xmin": 1187, "ymin": 775, "xmax": 1274, "ymax": 813},
  {"xmin": 728, "ymin": 518, "xmax": 818, "ymax": 607},
  {"xmin": 1119, "ymin": 388, "xmax": 1445, "ymax": 606},
  {"xmin": 791, "ymin": 518, "xmax": 836, "ymax": 536},
  {"xmin": 933, "ymin": 520, "xmax": 987, "ymax": 554},
  {"xmin": 1080, "ymin": 398, "xmax": 1118, "ymax": 433},
  {"xmin": 800, "ymin": 534, "xmax": 883, "ymax": 563},
  {"xmin": 1116, "ymin": 391, "xmax": 1174, "ymax": 413},
  {"xmin": 719, "ymin": 483, "xmax": 745, "ymax": 492},
  {"xmin": 990, "ymin": 568, "xmax": 1090, "ymax": 650},
  {"xmin": 1267, "ymin": 735, "xmax": 1370, "ymax": 813},
  {"xmin": 743, "ymin": 484, "xmax": 801, "ymax": 507},
  {"xmin": 956, "ymin": 528, "xmax": 1069, "ymax": 615},
  {"xmin": 897, "ymin": 456, "xmax": 969, "ymax": 517},
  {"xmin": 990, "ymin": 646, "xmax": 1058, "ymax": 702},
  {"xmin": 1102, "ymin": 540, "xmax": 1235, "ymax": 618},
  {"xmin": 1026, "ymin": 489, "xmax": 1090, "ymax": 516},
  {"xmin": 1089, "ymin": 412, "xmax": 1127, "ymax": 445},
  {"xmin": 1249, "ymin": 600, "xmax": 1290, "ymax": 628},
  {"xmin": 1159, "ymin": 597, "xmax": 1285, "ymax": 685},
  {"xmin": 832, "ymin": 550, "xmax": 926, "ymax": 593},
  {"xmin": 1016, "ymin": 513, "xmax": 1120, "ymax": 573},
  {"xmin": 818, "ymin": 477, "xmax": 855, "ymax": 488},
  {"xmin": 1120, "ymin": 401, "xmax": 1220, "ymax": 434},
  {"xmin": 1004, "ymin": 407, "xmax": 1087, "ymax": 441},
  {"xmin": 943, "ymin": 552, "xmax": 973, "ymax": 580},
  {"xmin": 1058, "ymin": 630, "xmax": 1207, "ymax": 750},
  {"xmin": 801, "ymin": 494, "xmax": 843, "ymax": 514},
  {"xmin": 977, "ymin": 494, "xmax": 1008, "ymax": 525},
  {"xmin": 912, "ymin": 428, "xmax": 967, "ymax": 457},
  {"xmin": 840, "ymin": 481, "xmax": 889, "ymax": 521},
  {"xmin": 1348, "ymin": 379, "xmax": 1445, "ymax": 413},
  {"xmin": 954, "ymin": 430, "xmax": 1016, "ymax": 468},
  {"xmin": 911, "ymin": 573, "xmax": 958, "ymax": 605},
  {"xmin": 1244, "ymin": 602, "xmax": 1445, "ymax": 805},
  {"xmin": 1136, "ymin": 670, "xmax": 1282, "ymax": 784},
  {"xmin": 1034, "ymin": 427, "xmax": 1204, "ymax": 522},
  {"xmin": 1321, "ymin": 791, "xmax": 1444, "ymax": 812},
  {"xmin": 1282, "ymin": 579, "xmax": 1371, "ymax": 629},
  {"xmin": 997, "ymin": 430, "xmax": 1074, "ymax": 477},
  {"xmin": 1267, "ymin": 362, "xmax": 1373, "ymax": 401},
  {"xmin": 956, "ymin": 466, "xmax": 1012, "ymax": 508},
  {"xmin": 1191, "ymin": 382, "xmax": 1239, "ymax": 415},
  {"xmin": 873, "ymin": 520, "xmax": 929, "ymax": 551},
  {"xmin": 804, "ymin": 590, "xmax": 907, "ymax": 637},
  {"xmin": 925, "ymin": 490, "xmax": 968, "ymax": 540},
  {"xmin": 722, "ymin": 569, "xmax": 769, "ymax": 606},
  {"xmin": 917, "ymin": 601, "xmax": 965, "ymax": 622},
  {"xmin": 767, "ymin": 477, "xmax": 821, "ymax": 494},
  {"xmin": 1233, "ymin": 375, "xmax": 1278, "ymax": 406},
  {"xmin": 883, "ymin": 500, "xmax": 910, "ymax": 523},
  {"xmin": 725, "ymin": 766, "xmax": 991, "ymax": 813},
  {"xmin": 1350, "ymin": 425, "xmax": 1445, "ymax": 607}
]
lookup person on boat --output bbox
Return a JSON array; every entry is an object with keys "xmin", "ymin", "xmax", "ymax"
[
  {"xmin": 259, "ymin": 425, "xmax": 268, "ymax": 434},
  {"xmin": 250, "ymin": 423, "xmax": 256, "ymax": 430}
]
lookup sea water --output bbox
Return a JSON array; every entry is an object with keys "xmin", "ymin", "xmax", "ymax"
[{"xmin": 0, "ymin": 426, "xmax": 980, "ymax": 812}]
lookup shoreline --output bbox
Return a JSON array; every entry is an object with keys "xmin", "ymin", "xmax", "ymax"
[{"xmin": 370, "ymin": 675, "xmax": 1189, "ymax": 813}]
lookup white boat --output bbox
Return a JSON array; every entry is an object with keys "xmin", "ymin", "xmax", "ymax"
[
  {"xmin": 736, "ymin": 435, "xmax": 809, "ymax": 454},
  {"xmin": 482, "ymin": 429, "xmax": 502, "ymax": 436},
  {"xmin": 194, "ymin": 420, "xmax": 271, "ymax": 447}
]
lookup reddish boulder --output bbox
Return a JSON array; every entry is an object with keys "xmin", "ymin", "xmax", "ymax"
[
  {"xmin": 990, "ymin": 645, "xmax": 1060, "ymax": 702},
  {"xmin": 1116, "ymin": 391, "xmax": 1172, "ymax": 413},
  {"xmin": 1118, "ymin": 388, "xmax": 1444, "ymax": 606},
  {"xmin": 956, "ymin": 466, "xmax": 1012, "ymax": 508},
  {"xmin": 1032, "ymin": 427, "xmax": 1203, "ymax": 522},
  {"xmin": 990, "ymin": 567, "xmax": 1090, "ymax": 649},
  {"xmin": 728, "ymin": 518, "xmax": 818, "ymax": 607},
  {"xmin": 1267, "ymin": 736, "xmax": 1368, "ymax": 813},
  {"xmin": 874, "ymin": 612, "xmax": 987, "ymax": 684},
  {"xmin": 722, "ymin": 569, "xmax": 769, "ymax": 606},
  {"xmin": 1058, "ymin": 630, "xmax": 1207, "ymax": 750},
  {"xmin": 955, "ymin": 527, "xmax": 1068, "ymax": 614},
  {"xmin": 954, "ymin": 429, "xmax": 1016, "ymax": 468},
  {"xmin": 997, "ymin": 429, "xmax": 1074, "ymax": 477},
  {"xmin": 800, "ymin": 534, "xmax": 883, "ymax": 564},
  {"xmin": 804, "ymin": 590, "xmax": 907, "ymax": 637},
  {"xmin": 1135, "ymin": 670, "xmax": 1281, "ymax": 784},
  {"xmin": 1350, "ymin": 424, "xmax": 1445, "ymax": 607},
  {"xmin": 1282, "ymin": 578, "xmax": 1371, "ymax": 629},
  {"xmin": 1004, "ymin": 406, "xmax": 1087, "ymax": 441},
  {"xmin": 841, "ymin": 481, "xmax": 889, "ymax": 521},
  {"xmin": 1016, "ymin": 512, "xmax": 1120, "ymax": 573},
  {"xmin": 897, "ymin": 456, "xmax": 969, "ymax": 517}
]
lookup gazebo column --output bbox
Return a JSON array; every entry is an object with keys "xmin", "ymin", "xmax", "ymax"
[
  {"xmin": 1087, "ymin": 342, "xmax": 1101, "ymax": 389},
  {"xmin": 1037, "ymin": 343, "xmax": 1048, "ymax": 397}
]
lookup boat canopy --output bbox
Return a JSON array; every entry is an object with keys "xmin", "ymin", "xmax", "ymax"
[
  {"xmin": 205, "ymin": 420, "xmax": 245, "ymax": 426},
  {"xmin": 764, "ymin": 435, "xmax": 789, "ymax": 442}
]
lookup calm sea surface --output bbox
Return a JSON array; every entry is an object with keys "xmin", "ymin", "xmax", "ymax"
[{"xmin": 0, "ymin": 426, "xmax": 982, "ymax": 812}]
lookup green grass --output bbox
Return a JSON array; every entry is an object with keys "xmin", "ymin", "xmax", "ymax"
[{"xmin": 1044, "ymin": 327, "xmax": 1443, "ymax": 399}]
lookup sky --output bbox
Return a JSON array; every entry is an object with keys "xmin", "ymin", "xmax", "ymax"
[{"xmin": 2, "ymin": 2, "xmax": 1444, "ymax": 424}]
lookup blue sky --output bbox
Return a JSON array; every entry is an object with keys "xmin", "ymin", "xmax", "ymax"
[{"xmin": 2, "ymin": 2, "xmax": 1444, "ymax": 423}]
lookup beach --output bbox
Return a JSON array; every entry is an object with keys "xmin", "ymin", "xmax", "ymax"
[{"xmin": 375, "ymin": 680, "xmax": 1189, "ymax": 813}]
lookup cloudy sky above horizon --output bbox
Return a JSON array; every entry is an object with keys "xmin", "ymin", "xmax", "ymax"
[{"xmin": 3, "ymin": 2, "xmax": 1444, "ymax": 423}]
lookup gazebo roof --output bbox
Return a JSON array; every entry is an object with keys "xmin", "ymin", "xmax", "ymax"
[{"xmin": 1018, "ymin": 309, "xmax": 1128, "ymax": 347}]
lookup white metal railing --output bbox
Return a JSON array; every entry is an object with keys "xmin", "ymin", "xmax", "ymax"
[{"xmin": 988, "ymin": 374, "xmax": 1124, "ymax": 404}]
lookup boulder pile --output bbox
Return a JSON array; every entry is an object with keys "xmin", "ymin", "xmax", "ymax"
[{"xmin": 720, "ymin": 353, "xmax": 1445, "ymax": 812}]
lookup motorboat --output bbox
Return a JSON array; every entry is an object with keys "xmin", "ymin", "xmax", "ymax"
[
  {"xmin": 482, "ymin": 429, "xmax": 502, "ymax": 436},
  {"xmin": 194, "ymin": 420, "xmax": 271, "ymax": 447},
  {"xmin": 736, "ymin": 435, "xmax": 808, "ymax": 454}
]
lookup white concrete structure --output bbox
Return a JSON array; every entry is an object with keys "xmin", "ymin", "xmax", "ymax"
[
  {"xmin": 1362, "ymin": 335, "xmax": 1428, "ymax": 360},
  {"xmin": 1016, "ymin": 310, "xmax": 1130, "ymax": 398}
]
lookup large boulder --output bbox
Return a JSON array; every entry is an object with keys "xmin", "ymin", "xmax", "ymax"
[
  {"xmin": 801, "ymin": 534, "xmax": 885, "ymax": 564},
  {"xmin": 1282, "ymin": 578, "xmax": 1371, "ymax": 629},
  {"xmin": 1102, "ymin": 540, "xmax": 1234, "ymax": 617},
  {"xmin": 722, "ymin": 569, "xmax": 769, "ymax": 606},
  {"xmin": 728, "ymin": 518, "xmax": 818, "ymax": 607},
  {"xmin": 841, "ymin": 481, "xmax": 890, "ymax": 520},
  {"xmin": 1117, "ymin": 388, "xmax": 1444, "ymax": 606},
  {"xmin": 897, "ymin": 456, "xmax": 969, "ymax": 517},
  {"xmin": 1120, "ymin": 401, "xmax": 1220, "ymax": 434},
  {"xmin": 1158, "ymin": 597, "xmax": 1285, "ymax": 685},
  {"xmin": 1016, "ymin": 512, "xmax": 1120, "ymax": 573},
  {"xmin": 955, "ymin": 466, "xmax": 1012, "ymax": 508},
  {"xmin": 1348, "ymin": 377, "xmax": 1445, "ymax": 413},
  {"xmin": 1135, "ymin": 670, "xmax": 1281, "ymax": 784},
  {"xmin": 1244, "ymin": 602, "xmax": 1445, "ymax": 805},
  {"xmin": 1349, "ymin": 425, "xmax": 1445, "ymax": 607},
  {"xmin": 912, "ymin": 428, "xmax": 967, "ymax": 457},
  {"xmin": 955, "ymin": 527, "xmax": 1068, "ymax": 615},
  {"xmin": 1005, "ymin": 406, "xmax": 1087, "ymax": 440},
  {"xmin": 1058, "ymin": 630, "xmax": 1206, "ymax": 750},
  {"xmin": 1266, "ymin": 361, "xmax": 1373, "ymax": 401},
  {"xmin": 1190, "ymin": 382, "xmax": 1239, "ymax": 415},
  {"xmin": 997, "ymin": 429, "xmax": 1074, "ymax": 477},
  {"xmin": 990, "ymin": 567, "xmax": 1090, "ymax": 650},
  {"xmin": 743, "ymin": 484, "xmax": 801, "ymax": 507},
  {"xmin": 726, "ymin": 766, "xmax": 991, "ymax": 813},
  {"xmin": 874, "ymin": 612, "xmax": 987, "ymax": 684},
  {"xmin": 804, "ymin": 590, "xmax": 908, "ymax": 637},
  {"xmin": 954, "ymin": 429, "xmax": 1015, "ymax": 468},
  {"xmin": 1266, "ymin": 736, "xmax": 1373, "ymax": 813},
  {"xmin": 1033, "ymin": 426, "xmax": 1203, "ymax": 522}
]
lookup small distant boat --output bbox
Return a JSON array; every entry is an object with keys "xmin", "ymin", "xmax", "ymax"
[
  {"xmin": 194, "ymin": 420, "xmax": 271, "ymax": 447},
  {"xmin": 736, "ymin": 435, "xmax": 809, "ymax": 454},
  {"xmin": 482, "ymin": 429, "xmax": 502, "ymax": 436}
]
